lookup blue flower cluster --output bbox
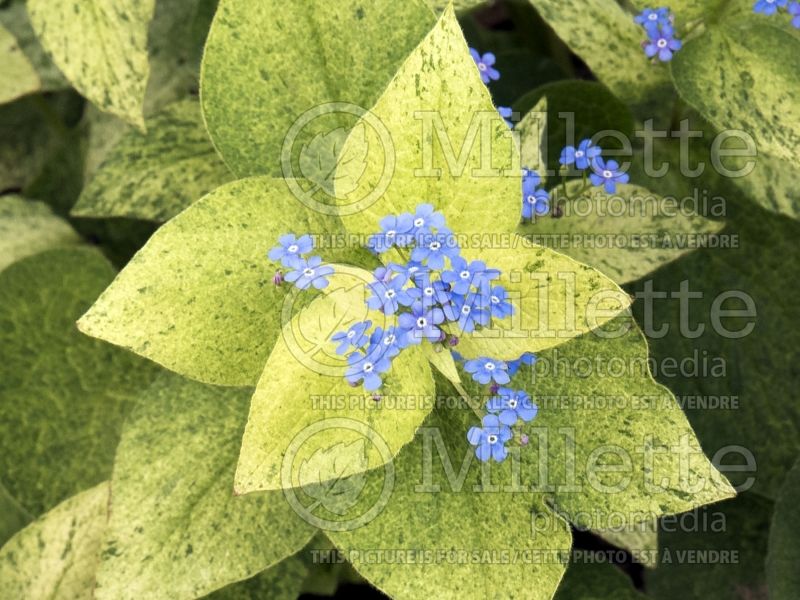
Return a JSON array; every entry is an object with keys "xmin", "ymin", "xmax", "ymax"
[
  {"xmin": 268, "ymin": 234, "xmax": 334, "ymax": 289},
  {"xmin": 520, "ymin": 139, "xmax": 630, "ymax": 222},
  {"xmin": 451, "ymin": 349, "xmax": 539, "ymax": 462},
  {"xmin": 634, "ymin": 7, "xmax": 682, "ymax": 62},
  {"xmin": 754, "ymin": 0, "xmax": 800, "ymax": 27},
  {"xmin": 334, "ymin": 204, "xmax": 516, "ymax": 392},
  {"xmin": 466, "ymin": 378, "xmax": 539, "ymax": 462}
]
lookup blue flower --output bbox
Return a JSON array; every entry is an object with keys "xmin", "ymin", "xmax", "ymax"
[
  {"xmin": 452, "ymin": 292, "xmax": 491, "ymax": 333},
  {"xmin": 387, "ymin": 261, "xmax": 424, "ymax": 283},
  {"xmin": 467, "ymin": 414, "xmax": 512, "ymax": 462},
  {"xmin": 406, "ymin": 274, "xmax": 453, "ymax": 311},
  {"xmin": 522, "ymin": 169, "xmax": 541, "ymax": 188},
  {"xmin": 522, "ymin": 176, "xmax": 550, "ymax": 219},
  {"xmin": 487, "ymin": 388, "xmax": 538, "ymax": 426},
  {"xmin": 365, "ymin": 275, "xmax": 413, "ymax": 315},
  {"xmin": 331, "ymin": 321, "xmax": 372, "ymax": 355},
  {"xmin": 442, "ymin": 256, "xmax": 500, "ymax": 296},
  {"xmin": 464, "ymin": 356, "xmax": 510, "ymax": 385},
  {"xmin": 368, "ymin": 213, "xmax": 414, "ymax": 253},
  {"xmin": 268, "ymin": 233, "xmax": 313, "ymax": 268},
  {"xmin": 634, "ymin": 7, "xmax": 671, "ymax": 34},
  {"xmin": 488, "ymin": 286, "xmax": 515, "ymax": 319},
  {"xmin": 507, "ymin": 352, "xmax": 537, "ymax": 376},
  {"xmin": 559, "ymin": 139, "xmax": 602, "ymax": 170},
  {"xmin": 789, "ymin": 1, "xmax": 800, "ymax": 26},
  {"xmin": 410, "ymin": 204, "xmax": 446, "ymax": 237},
  {"xmin": 411, "ymin": 228, "xmax": 460, "ymax": 270},
  {"xmin": 497, "ymin": 106, "xmax": 514, "ymax": 128},
  {"xmin": 590, "ymin": 159, "xmax": 630, "ymax": 194},
  {"xmin": 469, "ymin": 48, "xmax": 500, "ymax": 84},
  {"xmin": 284, "ymin": 256, "xmax": 334, "ymax": 289},
  {"xmin": 373, "ymin": 265, "xmax": 394, "ymax": 283},
  {"xmin": 754, "ymin": 0, "xmax": 787, "ymax": 15},
  {"xmin": 345, "ymin": 350, "xmax": 391, "ymax": 391},
  {"xmin": 398, "ymin": 302, "xmax": 446, "ymax": 345},
  {"xmin": 644, "ymin": 24, "xmax": 682, "ymax": 62},
  {"xmin": 367, "ymin": 326, "xmax": 404, "ymax": 360}
]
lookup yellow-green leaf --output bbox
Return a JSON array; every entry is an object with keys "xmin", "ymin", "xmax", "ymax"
[
  {"xmin": 334, "ymin": 7, "xmax": 521, "ymax": 238},
  {"xmin": 236, "ymin": 278, "xmax": 435, "ymax": 492},
  {"xmin": 0, "ymin": 483, "xmax": 109, "ymax": 600},
  {"xmin": 28, "ymin": 0, "xmax": 155, "ymax": 127}
]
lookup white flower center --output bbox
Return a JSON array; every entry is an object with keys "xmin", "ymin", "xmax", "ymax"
[
  {"xmin": 385, "ymin": 334, "xmax": 396, "ymax": 345},
  {"xmin": 347, "ymin": 331, "xmax": 355, "ymax": 339},
  {"xmin": 303, "ymin": 268, "xmax": 315, "ymax": 277},
  {"xmin": 414, "ymin": 217, "xmax": 425, "ymax": 228},
  {"xmin": 288, "ymin": 244, "xmax": 299, "ymax": 253},
  {"xmin": 487, "ymin": 434, "xmax": 498, "ymax": 444},
  {"xmin": 385, "ymin": 290, "xmax": 396, "ymax": 299},
  {"xmin": 385, "ymin": 229, "xmax": 396, "ymax": 238},
  {"xmin": 648, "ymin": 13, "xmax": 658, "ymax": 20},
  {"xmin": 461, "ymin": 306, "xmax": 471, "ymax": 315},
  {"xmin": 575, "ymin": 150, "xmax": 584, "ymax": 158},
  {"xmin": 429, "ymin": 241, "xmax": 441, "ymax": 251},
  {"xmin": 657, "ymin": 38, "xmax": 668, "ymax": 48},
  {"xmin": 459, "ymin": 270, "xmax": 470, "ymax": 280},
  {"xmin": 491, "ymin": 295, "xmax": 500, "ymax": 304},
  {"xmin": 508, "ymin": 399, "xmax": 518, "ymax": 409},
  {"xmin": 478, "ymin": 63, "xmax": 487, "ymax": 71},
  {"xmin": 603, "ymin": 170, "xmax": 613, "ymax": 179},
  {"xmin": 424, "ymin": 286, "xmax": 434, "ymax": 297},
  {"xmin": 526, "ymin": 195, "xmax": 536, "ymax": 204},
  {"xmin": 485, "ymin": 362, "xmax": 495, "ymax": 371},
  {"xmin": 363, "ymin": 362, "xmax": 374, "ymax": 373},
  {"xmin": 416, "ymin": 317, "xmax": 428, "ymax": 328}
]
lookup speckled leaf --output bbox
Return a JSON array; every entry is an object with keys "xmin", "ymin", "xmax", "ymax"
[
  {"xmin": 514, "ymin": 80, "xmax": 635, "ymax": 176},
  {"xmin": 143, "ymin": 0, "xmax": 218, "ymax": 114},
  {"xmin": 207, "ymin": 554, "xmax": 309, "ymax": 600},
  {"xmin": 236, "ymin": 278, "xmax": 435, "ymax": 492},
  {"xmin": 519, "ymin": 183, "xmax": 724, "ymax": 284},
  {"xmin": 0, "ymin": 195, "xmax": 80, "ymax": 272},
  {"xmin": 460, "ymin": 319, "xmax": 735, "ymax": 530},
  {"xmin": 0, "ymin": 0, "xmax": 67, "ymax": 91},
  {"xmin": 0, "ymin": 482, "xmax": 31, "ymax": 547},
  {"xmin": 77, "ymin": 177, "xmax": 371, "ymax": 387},
  {"xmin": 94, "ymin": 373, "xmax": 315, "ymax": 600},
  {"xmin": 767, "ymin": 458, "xmax": 800, "ymax": 600},
  {"xmin": 516, "ymin": 96, "xmax": 547, "ymax": 174},
  {"xmin": 0, "ymin": 248, "xmax": 160, "ymax": 516},
  {"xmin": 631, "ymin": 205, "xmax": 800, "ymax": 499},
  {"xmin": 72, "ymin": 99, "xmax": 233, "ymax": 221},
  {"xmin": 527, "ymin": 0, "xmax": 669, "ymax": 104},
  {"xmin": 723, "ymin": 145, "xmax": 800, "ymax": 220},
  {"xmin": 646, "ymin": 493, "xmax": 772, "ymax": 600},
  {"xmin": 554, "ymin": 561, "xmax": 645, "ymax": 600},
  {"xmin": 630, "ymin": 0, "xmax": 714, "ymax": 24},
  {"xmin": 450, "ymin": 235, "xmax": 632, "ymax": 361},
  {"xmin": 0, "ymin": 22, "xmax": 40, "ymax": 104},
  {"xmin": 334, "ymin": 8, "xmax": 521, "ymax": 238},
  {"xmin": 200, "ymin": 0, "xmax": 435, "ymax": 176},
  {"xmin": 0, "ymin": 93, "xmax": 78, "ymax": 191},
  {"xmin": 671, "ymin": 21, "xmax": 800, "ymax": 163},
  {"xmin": 27, "ymin": 0, "xmax": 155, "ymax": 128},
  {"xmin": 327, "ymin": 385, "xmax": 572, "ymax": 600},
  {"xmin": 0, "ymin": 483, "xmax": 109, "ymax": 600}
]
